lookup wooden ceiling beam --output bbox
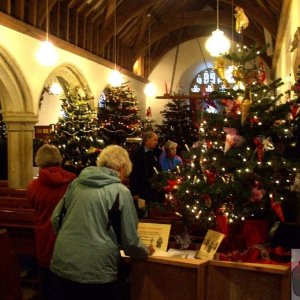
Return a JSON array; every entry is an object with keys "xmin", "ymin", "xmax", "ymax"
[
  {"xmin": 132, "ymin": 10, "xmax": 264, "ymax": 61},
  {"xmin": 149, "ymin": 28, "xmax": 271, "ymax": 72},
  {"xmin": 14, "ymin": 0, "xmax": 25, "ymax": 20},
  {"xmin": 255, "ymin": 0, "xmax": 277, "ymax": 19},
  {"xmin": 98, "ymin": 0, "xmax": 159, "ymax": 51},
  {"xmin": 0, "ymin": 0, "xmax": 12, "ymax": 14},
  {"xmin": 27, "ymin": 0, "xmax": 38, "ymax": 26},
  {"xmin": 37, "ymin": 0, "xmax": 59, "ymax": 28},
  {"xmin": 59, "ymin": 0, "xmax": 69, "ymax": 41},
  {"xmin": 133, "ymin": 14, "xmax": 149, "ymax": 51},
  {"xmin": 68, "ymin": 0, "xmax": 81, "ymax": 9}
]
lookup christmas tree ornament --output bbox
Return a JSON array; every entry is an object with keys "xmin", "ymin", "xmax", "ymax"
[
  {"xmin": 270, "ymin": 193, "xmax": 285, "ymax": 222},
  {"xmin": 262, "ymin": 137, "xmax": 275, "ymax": 151},
  {"xmin": 223, "ymin": 127, "xmax": 244, "ymax": 153},
  {"xmin": 234, "ymin": 6, "xmax": 249, "ymax": 33},
  {"xmin": 241, "ymin": 98, "xmax": 252, "ymax": 125},
  {"xmin": 250, "ymin": 181, "xmax": 266, "ymax": 203},
  {"xmin": 214, "ymin": 57, "xmax": 227, "ymax": 83},
  {"xmin": 216, "ymin": 215, "xmax": 228, "ymax": 235},
  {"xmin": 254, "ymin": 136, "xmax": 264, "ymax": 162},
  {"xmin": 256, "ymin": 58, "xmax": 266, "ymax": 83},
  {"xmin": 232, "ymin": 68, "xmax": 244, "ymax": 81}
]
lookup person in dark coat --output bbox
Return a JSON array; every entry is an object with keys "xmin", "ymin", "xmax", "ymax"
[
  {"xmin": 129, "ymin": 131, "xmax": 163, "ymax": 210},
  {"xmin": 27, "ymin": 144, "xmax": 76, "ymax": 300}
]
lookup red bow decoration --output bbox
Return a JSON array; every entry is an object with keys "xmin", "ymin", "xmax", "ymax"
[
  {"xmin": 205, "ymin": 169, "xmax": 216, "ymax": 184},
  {"xmin": 222, "ymin": 99, "xmax": 241, "ymax": 118},
  {"xmin": 164, "ymin": 178, "xmax": 181, "ymax": 193},
  {"xmin": 290, "ymin": 104, "xmax": 300, "ymax": 120},
  {"xmin": 249, "ymin": 116, "xmax": 260, "ymax": 125}
]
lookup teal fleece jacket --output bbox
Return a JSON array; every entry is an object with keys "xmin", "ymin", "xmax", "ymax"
[{"xmin": 51, "ymin": 166, "xmax": 148, "ymax": 284}]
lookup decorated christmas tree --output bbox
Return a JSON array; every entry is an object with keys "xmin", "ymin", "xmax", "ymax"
[
  {"xmin": 0, "ymin": 114, "xmax": 6, "ymax": 139},
  {"xmin": 0, "ymin": 113, "xmax": 7, "ymax": 180},
  {"xmin": 98, "ymin": 83, "xmax": 142, "ymax": 145},
  {"xmin": 49, "ymin": 87, "xmax": 104, "ymax": 174},
  {"xmin": 157, "ymin": 98, "xmax": 199, "ymax": 154},
  {"xmin": 152, "ymin": 45, "xmax": 300, "ymax": 230}
]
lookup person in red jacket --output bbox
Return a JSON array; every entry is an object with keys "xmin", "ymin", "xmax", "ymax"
[{"xmin": 28, "ymin": 144, "xmax": 76, "ymax": 300}]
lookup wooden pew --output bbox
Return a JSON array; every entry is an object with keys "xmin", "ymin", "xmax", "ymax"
[
  {"xmin": 0, "ymin": 187, "xmax": 35, "ymax": 256},
  {"xmin": 0, "ymin": 229, "xmax": 38, "ymax": 300}
]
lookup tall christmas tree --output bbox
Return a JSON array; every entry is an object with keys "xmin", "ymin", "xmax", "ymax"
[
  {"xmin": 152, "ymin": 45, "xmax": 300, "ymax": 228},
  {"xmin": 98, "ymin": 83, "xmax": 142, "ymax": 145},
  {"xmin": 49, "ymin": 87, "xmax": 104, "ymax": 174},
  {"xmin": 157, "ymin": 98, "xmax": 199, "ymax": 154}
]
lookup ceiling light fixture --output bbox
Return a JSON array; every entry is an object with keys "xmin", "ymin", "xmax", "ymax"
[
  {"xmin": 144, "ymin": 14, "xmax": 156, "ymax": 97},
  {"xmin": 109, "ymin": 0, "xmax": 123, "ymax": 87},
  {"xmin": 205, "ymin": 0, "xmax": 231, "ymax": 57},
  {"xmin": 49, "ymin": 78, "xmax": 63, "ymax": 95},
  {"xmin": 36, "ymin": 0, "xmax": 58, "ymax": 66}
]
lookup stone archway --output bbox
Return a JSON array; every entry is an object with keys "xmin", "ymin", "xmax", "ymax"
[
  {"xmin": 0, "ymin": 45, "xmax": 38, "ymax": 188},
  {"xmin": 39, "ymin": 63, "xmax": 95, "ymax": 116}
]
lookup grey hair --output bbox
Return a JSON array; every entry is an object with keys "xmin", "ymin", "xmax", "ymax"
[
  {"xmin": 35, "ymin": 144, "xmax": 62, "ymax": 168},
  {"xmin": 97, "ymin": 145, "xmax": 132, "ymax": 176},
  {"xmin": 143, "ymin": 131, "xmax": 156, "ymax": 142},
  {"xmin": 164, "ymin": 140, "xmax": 177, "ymax": 150}
]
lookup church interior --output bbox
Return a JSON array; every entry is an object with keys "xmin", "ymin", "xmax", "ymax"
[{"xmin": 0, "ymin": 0, "xmax": 299, "ymax": 299}]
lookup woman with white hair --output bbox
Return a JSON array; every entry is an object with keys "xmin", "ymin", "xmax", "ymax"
[
  {"xmin": 159, "ymin": 140, "xmax": 182, "ymax": 171},
  {"xmin": 50, "ymin": 145, "xmax": 153, "ymax": 300}
]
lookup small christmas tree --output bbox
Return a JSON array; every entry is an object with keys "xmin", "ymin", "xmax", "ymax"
[
  {"xmin": 157, "ymin": 97, "xmax": 199, "ymax": 154},
  {"xmin": 49, "ymin": 87, "xmax": 104, "ymax": 174},
  {"xmin": 152, "ymin": 45, "xmax": 300, "ymax": 228},
  {"xmin": 98, "ymin": 83, "xmax": 142, "ymax": 145}
]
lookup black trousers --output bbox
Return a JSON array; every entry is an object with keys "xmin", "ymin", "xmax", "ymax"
[{"xmin": 51, "ymin": 273, "xmax": 118, "ymax": 300}]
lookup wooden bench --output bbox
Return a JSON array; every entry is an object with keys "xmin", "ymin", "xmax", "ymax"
[
  {"xmin": 0, "ymin": 187, "xmax": 35, "ymax": 256},
  {"xmin": 0, "ymin": 229, "xmax": 38, "ymax": 300},
  {"xmin": 0, "ymin": 187, "xmax": 32, "ymax": 208}
]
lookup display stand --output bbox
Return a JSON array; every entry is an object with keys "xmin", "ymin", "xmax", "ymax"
[
  {"xmin": 206, "ymin": 260, "xmax": 291, "ymax": 300},
  {"xmin": 130, "ymin": 256, "xmax": 208, "ymax": 300}
]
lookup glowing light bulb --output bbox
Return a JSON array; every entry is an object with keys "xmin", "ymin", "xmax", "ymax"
[
  {"xmin": 36, "ymin": 41, "xmax": 58, "ymax": 66},
  {"xmin": 205, "ymin": 29, "xmax": 231, "ymax": 57},
  {"xmin": 109, "ymin": 70, "xmax": 123, "ymax": 87},
  {"xmin": 144, "ymin": 82, "xmax": 156, "ymax": 96}
]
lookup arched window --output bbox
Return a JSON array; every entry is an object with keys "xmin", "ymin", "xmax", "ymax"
[{"xmin": 190, "ymin": 68, "xmax": 224, "ymax": 94}]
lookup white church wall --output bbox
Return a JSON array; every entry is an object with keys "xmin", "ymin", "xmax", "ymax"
[
  {"xmin": 146, "ymin": 37, "xmax": 215, "ymax": 124},
  {"xmin": 0, "ymin": 25, "xmax": 147, "ymax": 124}
]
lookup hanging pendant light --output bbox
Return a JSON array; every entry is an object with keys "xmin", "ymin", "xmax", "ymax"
[
  {"xmin": 49, "ymin": 78, "xmax": 63, "ymax": 95},
  {"xmin": 109, "ymin": 0, "xmax": 123, "ymax": 87},
  {"xmin": 205, "ymin": 0, "xmax": 231, "ymax": 57},
  {"xmin": 36, "ymin": 0, "xmax": 58, "ymax": 66},
  {"xmin": 144, "ymin": 14, "xmax": 156, "ymax": 96}
]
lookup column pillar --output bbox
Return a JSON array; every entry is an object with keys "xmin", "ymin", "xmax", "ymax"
[{"xmin": 3, "ymin": 113, "xmax": 38, "ymax": 188}]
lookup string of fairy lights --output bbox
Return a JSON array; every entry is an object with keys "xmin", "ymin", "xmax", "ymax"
[{"xmin": 155, "ymin": 44, "xmax": 300, "ymax": 224}]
